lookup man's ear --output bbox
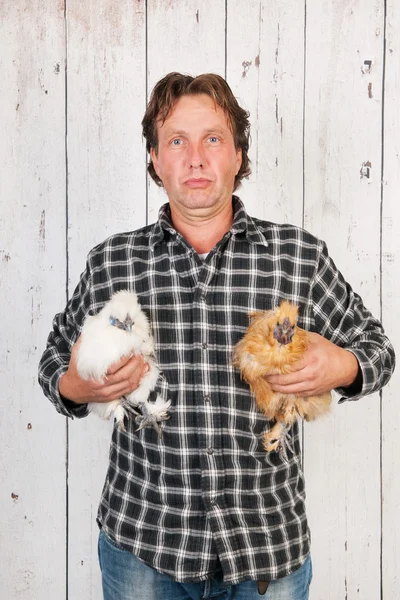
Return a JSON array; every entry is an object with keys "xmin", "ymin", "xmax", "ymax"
[{"xmin": 150, "ymin": 148, "xmax": 160, "ymax": 178}]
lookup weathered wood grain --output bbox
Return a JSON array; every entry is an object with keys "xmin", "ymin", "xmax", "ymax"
[
  {"xmin": 0, "ymin": 1, "xmax": 67, "ymax": 598},
  {"xmin": 227, "ymin": 0, "xmax": 306, "ymax": 225},
  {"xmin": 65, "ymin": 2, "xmax": 146, "ymax": 598},
  {"xmin": 381, "ymin": 1, "xmax": 400, "ymax": 597},
  {"xmin": 1, "ymin": 2, "xmax": 398, "ymax": 598},
  {"xmin": 303, "ymin": 2, "xmax": 385, "ymax": 598}
]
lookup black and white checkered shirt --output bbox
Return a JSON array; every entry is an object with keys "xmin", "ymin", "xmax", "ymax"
[{"xmin": 38, "ymin": 197, "xmax": 395, "ymax": 584}]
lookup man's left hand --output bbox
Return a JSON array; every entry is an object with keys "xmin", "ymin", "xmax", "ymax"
[{"xmin": 267, "ymin": 332, "xmax": 359, "ymax": 396}]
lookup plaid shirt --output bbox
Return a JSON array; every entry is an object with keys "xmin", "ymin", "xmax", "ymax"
[{"xmin": 38, "ymin": 197, "xmax": 395, "ymax": 584}]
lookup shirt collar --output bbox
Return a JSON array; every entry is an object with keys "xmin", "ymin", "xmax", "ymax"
[
  {"xmin": 230, "ymin": 196, "xmax": 269, "ymax": 247},
  {"xmin": 149, "ymin": 195, "xmax": 269, "ymax": 248}
]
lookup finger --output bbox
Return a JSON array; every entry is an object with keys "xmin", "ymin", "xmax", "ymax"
[
  {"xmin": 106, "ymin": 354, "xmax": 143, "ymax": 377},
  {"xmin": 92, "ymin": 380, "xmax": 138, "ymax": 403},
  {"xmin": 267, "ymin": 370, "xmax": 306, "ymax": 386},
  {"xmin": 105, "ymin": 358, "xmax": 146, "ymax": 393},
  {"xmin": 141, "ymin": 362, "xmax": 150, "ymax": 377},
  {"xmin": 269, "ymin": 381, "xmax": 318, "ymax": 396}
]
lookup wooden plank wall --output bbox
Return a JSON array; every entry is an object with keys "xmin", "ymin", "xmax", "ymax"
[
  {"xmin": 0, "ymin": 1, "xmax": 67, "ymax": 597},
  {"xmin": 1, "ymin": 1, "xmax": 398, "ymax": 598}
]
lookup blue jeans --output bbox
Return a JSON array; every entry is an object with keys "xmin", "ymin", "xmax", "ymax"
[{"xmin": 98, "ymin": 529, "xmax": 312, "ymax": 600}]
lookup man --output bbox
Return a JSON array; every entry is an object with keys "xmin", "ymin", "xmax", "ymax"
[{"xmin": 39, "ymin": 72, "xmax": 395, "ymax": 600}]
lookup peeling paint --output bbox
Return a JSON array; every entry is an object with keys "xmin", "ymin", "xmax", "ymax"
[
  {"xmin": 255, "ymin": 54, "xmax": 260, "ymax": 68},
  {"xmin": 196, "ymin": 9, "xmax": 199, "ymax": 23},
  {"xmin": 27, "ymin": 423, "xmax": 32, "ymax": 430},
  {"xmin": 242, "ymin": 60, "xmax": 252, "ymax": 78},
  {"xmin": 368, "ymin": 82, "xmax": 373, "ymax": 98},
  {"xmin": 14, "ymin": 569, "xmax": 35, "ymax": 593},
  {"xmin": 11, "ymin": 492, "xmax": 19, "ymax": 501},
  {"xmin": 54, "ymin": 62, "xmax": 60, "ymax": 74},
  {"xmin": 275, "ymin": 97, "xmax": 279, "ymax": 123},
  {"xmin": 275, "ymin": 23, "xmax": 280, "ymax": 64},
  {"xmin": 39, "ymin": 209, "xmax": 45, "ymax": 250},
  {"xmin": 360, "ymin": 161, "xmax": 372, "ymax": 180},
  {"xmin": 361, "ymin": 60, "xmax": 372, "ymax": 74},
  {"xmin": 38, "ymin": 68, "xmax": 48, "ymax": 94},
  {"xmin": 383, "ymin": 252, "xmax": 395, "ymax": 263}
]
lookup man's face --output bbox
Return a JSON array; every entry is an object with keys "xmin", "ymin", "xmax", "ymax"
[{"xmin": 151, "ymin": 94, "xmax": 242, "ymax": 216}]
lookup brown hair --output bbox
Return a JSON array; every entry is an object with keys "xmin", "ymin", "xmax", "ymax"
[{"xmin": 142, "ymin": 72, "xmax": 251, "ymax": 190}]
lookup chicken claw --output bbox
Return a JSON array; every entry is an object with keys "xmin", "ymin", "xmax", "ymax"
[
  {"xmin": 263, "ymin": 422, "xmax": 293, "ymax": 461},
  {"xmin": 134, "ymin": 399, "xmax": 171, "ymax": 438}
]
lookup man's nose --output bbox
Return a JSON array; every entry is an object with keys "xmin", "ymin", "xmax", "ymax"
[{"xmin": 187, "ymin": 142, "xmax": 206, "ymax": 168}]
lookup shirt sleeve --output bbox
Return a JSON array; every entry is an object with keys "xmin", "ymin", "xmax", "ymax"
[
  {"xmin": 38, "ymin": 260, "xmax": 93, "ymax": 418},
  {"xmin": 310, "ymin": 240, "xmax": 396, "ymax": 402}
]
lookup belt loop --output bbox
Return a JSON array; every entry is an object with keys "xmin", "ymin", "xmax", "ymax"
[{"xmin": 202, "ymin": 578, "xmax": 211, "ymax": 598}]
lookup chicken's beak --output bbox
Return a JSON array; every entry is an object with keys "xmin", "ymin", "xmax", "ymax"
[
  {"xmin": 123, "ymin": 315, "xmax": 133, "ymax": 332},
  {"xmin": 273, "ymin": 317, "xmax": 296, "ymax": 345},
  {"xmin": 280, "ymin": 327, "xmax": 295, "ymax": 345}
]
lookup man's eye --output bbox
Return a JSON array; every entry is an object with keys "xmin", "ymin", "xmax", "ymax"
[
  {"xmin": 208, "ymin": 136, "xmax": 219, "ymax": 143},
  {"xmin": 171, "ymin": 139, "xmax": 183, "ymax": 146}
]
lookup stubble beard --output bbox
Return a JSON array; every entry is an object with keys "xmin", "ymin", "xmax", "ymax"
[{"xmin": 168, "ymin": 184, "xmax": 232, "ymax": 215}]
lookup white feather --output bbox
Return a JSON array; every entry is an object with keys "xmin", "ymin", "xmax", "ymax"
[{"xmin": 76, "ymin": 290, "xmax": 170, "ymax": 431}]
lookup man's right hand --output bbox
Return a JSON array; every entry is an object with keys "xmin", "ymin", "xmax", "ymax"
[{"xmin": 59, "ymin": 336, "xmax": 149, "ymax": 405}]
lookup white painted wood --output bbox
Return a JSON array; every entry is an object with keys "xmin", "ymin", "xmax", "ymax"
[
  {"xmin": 381, "ymin": 1, "xmax": 400, "ymax": 597},
  {"xmin": 303, "ymin": 2, "xmax": 385, "ymax": 598},
  {"xmin": 227, "ymin": 0, "xmax": 305, "ymax": 226},
  {"xmin": 0, "ymin": 1, "xmax": 67, "ymax": 598},
  {"xmin": 65, "ymin": 2, "xmax": 146, "ymax": 598},
  {"xmin": 146, "ymin": 0, "xmax": 227, "ymax": 223},
  {"xmin": 1, "ymin": 2, "xmax": 398, "ymax": 598}
]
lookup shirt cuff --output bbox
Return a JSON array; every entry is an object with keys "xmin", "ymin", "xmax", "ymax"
[
  {"xmin": 336, "ymin": 348, "xmax": 373, "ymax": 403},
  {"xmin": 49, "ymin": 367, "xmax": 89, "ymax": 419}
]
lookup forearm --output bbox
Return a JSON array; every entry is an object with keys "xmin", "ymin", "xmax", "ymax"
[
  {"xmin": 336, "ymin": 338, "xmax": 395, "ymax": 400},
  {"xmin": 38, "ymin": 262, "xmax": 92, "ymax": 417},
  {"xmin": 318, "ymin": 299, "xmax": 395, "ymax": 399},
  {"xmin": 335, "ymin": 347, "xmax": 359, "ymax": 389},
  {"xmin": 310, "ymin": 241, "xmax": 395, "ymax": 399},
  {"xmin": 38, "ymin": 339, "xmax": 88, "ymax": 419}
]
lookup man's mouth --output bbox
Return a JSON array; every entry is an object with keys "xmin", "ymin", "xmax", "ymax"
[{"xmin": 184, "ymin": 178, "xmax": 211, "ymax": 189}]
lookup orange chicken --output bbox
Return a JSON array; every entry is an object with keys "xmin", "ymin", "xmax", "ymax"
[{"xmin": 233, "ymin": 300, "xmax": 331, "ymax": 454}]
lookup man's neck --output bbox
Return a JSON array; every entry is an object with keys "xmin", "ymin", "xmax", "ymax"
[{"xmin": 169, "ymin": 201, "xmax": 234, "ymax": 254}]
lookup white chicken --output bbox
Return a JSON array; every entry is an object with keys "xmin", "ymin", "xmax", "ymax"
[{"xmin": 76, "ymin": 290, "xmax": 170, "ymax": 436}]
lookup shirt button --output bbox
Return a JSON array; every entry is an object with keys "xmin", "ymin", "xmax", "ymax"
[
  {"xmin": 202, "ymin": 343, "xmax": 208, "ymax": 350},
  {"xmin": 207, "ymin": 447, "xmax": 214, "ymax": 455},
  {"xmin": 204, "ymin": 395, "xmax": 211, "ymax": 403}
]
